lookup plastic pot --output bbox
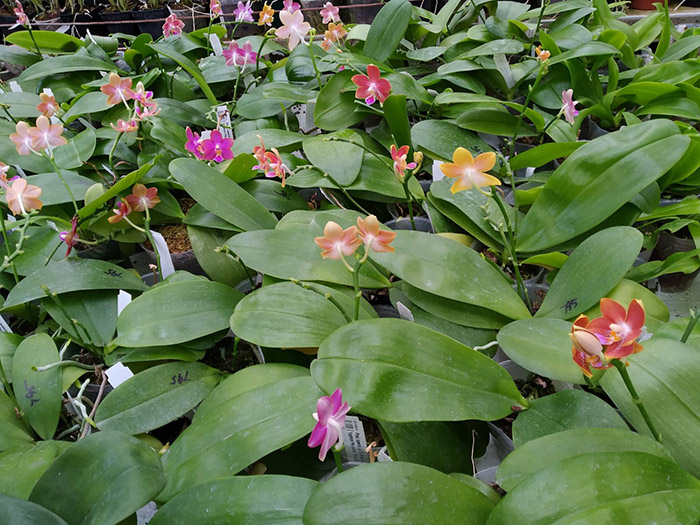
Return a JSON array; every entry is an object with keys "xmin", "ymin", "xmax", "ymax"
[
  {"xmin": 132, "ymin": 7, "xmax": 169, "ymax": 38},
  {"xmin": 101, "ymin": 10, "xmax": 138, "ymax": 35}
]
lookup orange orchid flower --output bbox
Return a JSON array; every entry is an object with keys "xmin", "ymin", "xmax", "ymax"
[
  {"xmin": 108, "ymin": 198, "xmax": 132, "ymax": 224},
  {"xmin": 535, "ymin": 45, "xmax": 550, "ymax": 62},
  {"xmin": 314, "ymin": 221, "xmax": 361, "ymax": 260},
  {"xmin": 440, "ymin": 147, "xmax": 499, "ymax": 194},
  {"xmin": 100, "ymin": 73, "xmax": 133, "ymax": 107},
  {"xmin": 28, "ymin": 116, "xmax": 67, "ymax": 151},
  {"xmin": 37, "ymin": 93, "xmax": 58, "ymax": 118},
  {"xmin": 125, "ymin": 184, "xmax": 160, "ymax": 212},
  {"xmin": 258, "ymin": 3, "xmax": 274, "ymax": 26},
  {"xmin": 4, "ymin": 178, "xmax": 42, "ymax": 215},
  {"xmin": 357, "ymin": 215, "xmax": 396, "ymax": 253},
  {"xmin": 9, "ymin": 121, "xmax": 34, "ymax": 156}
]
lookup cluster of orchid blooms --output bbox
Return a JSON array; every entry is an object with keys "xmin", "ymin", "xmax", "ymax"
[
  {"xmin": 315, "ymin": 215, "xmax": 396, "ymax": 269},
  {"xmin": 100, "ymin": 73, "xmax": 161, "ymax": 134}
]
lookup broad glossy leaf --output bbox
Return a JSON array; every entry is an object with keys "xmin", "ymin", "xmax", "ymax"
[
  {"xmin": 601, "ymin": 338, "xmax": 700, "ymax": 477},
  {"xmin": 6, "ymin": 31, "xmax": 83, "ymax": 53},
  {"xmin": 0, "ymin": 441, "xmax": 72, "ymax": 499},
  {"xmin": 498, "ymin": 428, "xmax": 672, "ymax": 492},
  {"xmin": 53, "ymin": 128, "xmax": 96, "ymax": 170},
  {"xmin": 240, "ymin": 180, "xmax": 307, "ymax": 213},
  {"xmin": 370, "ymin": 231, "xmax": 530, "ymax": 320},
  {"xmin": 77, "ymin": 161, "xmax": 152, "ymax": 220},
  {"xmin": 186, "ymin": 226, "xmax": 249, "ymax": 287},
  {"xmin": 96, "ymin": 362, "xmax": 220, "ymax": 435},
  {"xmin": 0, "ymin": 389, "xmax": 33, "ymax": 452},
  {"xmin": 517, "ymin": 120, "xmax": 690, "ymax": 252},
  {"xmin": 303, "ymin": 134, "xmax": 364, "ymax": 186},
  {"xmin": 24, "ymin": 172, "xmax": 93, "ymax": 206},
  {"xmin": 509, "ymin": 142, "xmax": 584, "ymax": 170},
  {"xmin": 457, "ymin": 106, "xmax": 537, "ymax": 137},
  {"xmin": 3, "ymin": 259, "xmax": 146, "ymax": 309},
  {"xmin": 411, "ymin": 120, "xmax": 490, "ymax": 160},
  {"xmin": 0, "ymin": 92, "xmax": 40, "ymax": 119},
  {"xmin": 18, "ymin": 56, "xmax": 117, "ymax": 82},
  {"xmin": 582, "ymin": 278, "xmax": 669, "ymax": 322},
  {"xmin": 488, "ymin": 452, "xmax": 700, "ymax": 524},
  {"xmin": 232, "ymin": 129, "xmax": 304, "ymax": 156},
  {"xmin": 314, "ymin": 71, "xmax": 368, "ymax": 131},
  {"xmin": 43, "ymin": 291, "xmax": 117, "ymax": 348},
  {"xmin": 497, "ymin": 318, "xmax": 584, "ymax": 384},
  {"xmin": 536, "ymin": 227, "xmax": 642, "ymax": 318},
  {"xmin": 230, "ymin": 281, "xmax": 373, "ymax": 348},
  {"xmin": 303, "ymin": 462, "xmax": 496, "ymax": 524},
  {"xmin": 113, "ymin": 280, "xmax": 243, "ymax": 348},
  {"xmin": 29, "ymin": 431, "xmax": 166, "ymax": 525},
  {"xmin": 224, "ymin": 229, "xmax": 390, "ymax": 288},
  {"xmin": 312, "ymin": 319, "xmax": 526, "ymax": 422},
  {"xmin": 159, "ymin": 375, "xmax": 322, "ymax": 500},
  {"xmin": 512, "ymin": 390, "xmax": 628, "ymax": 446},
  {"xmin": 170, "ymin": 158, "xmax": 277, "ymax": 231},
  {"xmin": 11, "ymin": 335, "xmax": 61, "ymax": 440},
  {"xmin": 62, "ymin": 92, "xmax": 111, "ymax": 123},
  {"xmin": 363, "ymin": 0, "xmax": 413, "ymax": 63},
  {"xmin": 5, "ymin": 227, "xmax": 63, "ymax": 277},
  {"xmin": 150, "ymin": 475, "xmax": 317, "ymax": 525},
  {"xmin": 0, "ymin": 495, "xmax": 67, "ymax": 525},
  {"xmin": 147, "ymin": 43, "xmax": 217, "ymax": 104}
]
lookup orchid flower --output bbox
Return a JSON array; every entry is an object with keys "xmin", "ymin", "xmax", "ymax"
[
  {"xmin": 127, "ymin": 82, "xmax": 156, "ymax": 108},
  {"xmin": 535, "ymin": 45, "xmax": 550, "ymax": 62},
  {"xmin": 111, "ymin": 119, "xmax": 139, "ymax": 133},
  {"xmin": 258, "ymin": 3, "xmax": 274, "ymax": 26},
  {"xmin": 351, "ymin": 64, "xmax": 391, "ymax": 105},
  {"xmin": 9, "ymin": 122, "xmax": 34, "ymax": 156},
  {"xmin": 390, "ymin": 145, "xmax": 416, "ymax": 182},
  {"xmin": 210, "ymin": 0, "xmax": 223, "ymax": 16},
  {"xmin": 234, "ymin": 0, "xmax": 254, "ymax": 22},
  {"xmin": 100, "ymin": 73, "xmax": 133, "ymax": 107},
  {"xmin": 314, "ymin": 221, "xmax": 361, "ymax": 260},
  {"xmin": 14, "ymin": 1, "xmax": 28, "ymax": 26},
  {"xmin": 37, "ymin": 93, "xmax": 58, "ymax": 118},
  {"xmin": 125, "ymin": 184, "xmax": 160, "ymax": 212},
  {"xmin": 185, "ymin": 127, "xmax": 205, "ymax": 160},
  {"xmin": 135, "ymin": 105, "xmax": 161, "ymax": 119},
  {"xmin": 0, "ymin": 162, "xmax": 9, "ymax": 179},
  {"xmin": 440, "ymin": 148, "xmax": 499, "ymax": 194},
  {"xmin": 4, "ymin": 178, "xmax": 42, "ymax": 216},
  {"xmin": 29, "ymin": 116, "xmax": 67, "ymax": 152},
  {"xmin": 320, "ymin": 22, "xmax": 346, "ymax": 50},
  {"xmin": 561, "ymin": 89, "xmax": 579, "ymax": 125},
  {"xmin": 267, "ymin": 148, "xmax": 289, "ymax": 186},
  {"xmin": 60, "ymin": 217, "xmax": 79, "ymax": 257},
  {"xmin": 308, "ymin": 389, "xmax": 351, "ymax": 461},
  {"xmin": 283, "ymin": 0, "xmax": 301, "ymax": 12},
  {"xmin": 108, "ymin": 199, "xmax": 132, "ymax": 224},
  {"xmin": 163, "ymin": 14, "xmax": 185, "ymax": 37},
  {"xmin": 320, "ymin": 2, "xmax": 340, "ymax": 23},
  {"xmin": 252, "ymin": 136, "xmax": 271, "ymax": 173},
  {"xmin": 276, "ymin": 10, "xmax": 311, "ymax": 51},
  {"xmin": 570, "ymin": 316, "xmax": 611, "ymax": 378},
  {"xmin": 357, "ymin": 215, "xmax": 396, "ymax": 253},
  {"xmin": 201, "ymin": 130, "xmax": 234, "ymax": 163},
  {"xmin": 223, "ymin": 40, "xmax": 258, "ymax": 68}
]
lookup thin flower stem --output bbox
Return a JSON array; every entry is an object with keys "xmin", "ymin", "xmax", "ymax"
[
  {"xmin": 0, "ymin": 212, "xmax": 34, "ymax": 275},
  {"xmin": 205, "ymin": 16, "xmax": 214, "ymax": 54},
  {"xmin": 509, "ymin": 66, "xmax": 546, "ymax": 160},
  {"xmin": 332, "ymin": 448, "xmax": 344, "ymax": 474},
  {"xmin": 680, "ymin": 310, "xmax": 698, "ymax": 344},
  {"xmin": 27, "ymin": 26, "xmax": 42, "ymax": 56},
  {"xmin": 253, "ymin": 34, "xmax": 271, "ymax": 86},
  {"xmin": 352, "ymin": 259, "xmax": 363, "ymax": 322},
  {"xmin": 108, "ymin": 131, "xmax": 124, "ymax": 174},
  {"xmin": 611, "ymin": 359, "xmax": 662, "ymax": 443},
  {"xmin": 531, "ymin": 0, "xmax": 549, "ymax": 48},
  {"xmin": 0, "ymin": 214, "xmax": 19, "ymax": 283},
  {"xmin": 321, "ymin": 172, "xmax": 371, "ymax": 215},
  {"xmin": 290, "ymin": 279, "xmax": 352, "ymax": 323},
  {"xmin": 47, "ymin": 155, "xmax": 79, "ymax": 213},
  {"xmin": 0, "ymin": 357, "xmax": 16, "ymax": 407},
  {"xmin": 307, "ymin": 36, "xmax": 323, "ymax": 90},
  {"xmin": 402, "ymin": 181, "xmax": 416, "ymax": 231},
  {"xmin": 143, "ymin": 207, "xmax": 163, "ymax": 282}
]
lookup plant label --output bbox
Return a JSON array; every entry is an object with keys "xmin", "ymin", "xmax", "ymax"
[
  {"xmin": 432, "ymin": 160, "xmax": 444, "ymax": 181},
  {"xmin": 396, "ymin": 301, "xmax": 414, "ymax": 322},
  {"xmin": 150, "ymin": 231, "xmax": 175, "ymax": 279},
  {"xmin": 9, "ymin": 81, "xmax": 21, "ymax": 93},
  {"xmin": 0, "ymin": 315, "xmax": 12, "ymax": 333},
  {"xmin": 105, "ymin": 362, "xmax": 134, "ymax": 388},
  {"xmin": 117, "ymin": 291, "xmax": 132, "ymax": 315},
  {"xmin": 216, "ymin": 106, "xmax": 234, "ymax": 140},
  {"xmin": 209, "ymin": 34, "xmax": 224, "ymax": 56},
  {"xmin": 341, "ymin": 415, "xmax": 369, "ymax": 463}
]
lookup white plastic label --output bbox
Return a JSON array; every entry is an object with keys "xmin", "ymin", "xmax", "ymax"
[
  {"xmin": 341, "ymin": 415, "xmax": 368, "ymax": 463},
  {"xmin": 216, "ymin": 106, "xmax": 233, "ymax": 140},
  {"xmin": 396, "ymin": 301, "xmax": 414, "ymax": 322},
  {"xmin": 117, "ymin": 290, "xmax": 132, "ymax": 315},
  {"xmin": 105, "ymin": 362, "xmax": 134, "ymax": 388},
  {"xmin": 0, "ymin": 316, "xmax": 12, "ymax": 333},
  {"xmin": 432, "ymin": 160, "xmax": 444, "ymax": 181},
  {"xmin": 9, "ymin": 81, "xmax": 22, "ymax": 93},
  {"xmin": 209, "ymin": 33, "xmax": 224, "ymax": 56},
  {"xmin": 150, "ymin": 231, "xmax": 175, "ymax": 279}
]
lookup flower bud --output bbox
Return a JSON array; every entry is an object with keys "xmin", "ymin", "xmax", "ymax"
[{"xmin": 570, "ymin": 330, "xmax": 604, "ymax": 360}]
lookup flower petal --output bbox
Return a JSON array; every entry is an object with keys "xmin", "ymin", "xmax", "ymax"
[
  {"xmin": 473, "ymin": 152, "xmax": 496, "ymax": 172},
  {"xmin": 452, "ymin": 147, "xmax": 474, "ymax": 166},
  {"xmin": 600, "ymin": 298, "xmax": 626, "ymax": 324}
]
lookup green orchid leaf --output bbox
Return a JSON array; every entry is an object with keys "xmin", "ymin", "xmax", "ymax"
[
  {"xmin": 0, "ymin": 441, "xmax": 72, "ymax": 499},
  {"xmin": 0, "ymin": 495, "xmax": 68, "ymax": 525},
  {"xmin": 363, "ymin": 0, "xmax": 413, "ymax": 63}
]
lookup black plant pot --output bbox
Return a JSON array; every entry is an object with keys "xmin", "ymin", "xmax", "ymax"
[
  {"xmin": 132, "ymin": 7, "xmax": 169, "ymax": 39},
  {"xmin": 0, "ymin": 15, "xmax": 22, "ymax": 39},
  {"xmin": 653, "ymin": 230, "xmax": 699, "ymax": 292},
  {"xmin": 101, "ymin": 10, "xmax": 138, "ymax": 35},
  {"xmin": 59, "ymin": 11, "xmax": 103, "ymax": 37},
  {"xmin": 346, "ymin": 0, "xmax": 381, "ymax": 24}
]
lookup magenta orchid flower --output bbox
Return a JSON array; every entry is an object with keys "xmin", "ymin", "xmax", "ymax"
[
  {"xmin": 163, "ymin": 14, "xmax": 185, "ymax": 37},
  {"xmin": 60, "ymin": 217, "xmax": 79, "ymax": 257},
  {"xmin": 201, "ymin": 130, "xmax": 234, "ymax": 163},
  {"xmin": 320, "ymin": 2, "xmax": 340, "ymax": 23},
  {"xmin": 223, "ymin": 40, "xmax": 258, "ymax": 68},
  {"xmin": 351, "ymin": 64, "xmax": 391, "ymax": 105},
  {"xmin": 308, "ymin": 389, "xmax": 351, "ymax": 461},
  {"xmin": 210, "ymin": 0, "xmax": 223, "ymax": 16},
  {"xmin": 14, "ymin": 1, "xmax": 28, "ymax": 26},
  {"xmin": 234, "ymin": 0, "xmax": 254, "ymax": 22},
  {"xmin": 127, "ymin": 82, "xmax": 156, "ymax": 108},
  {"xmin": 276, "ymin": 10, "xmax": 311, "ymax": 51},
  {"xmin": 561, "ymin": 89, "xmax": 579, "ymax": 125},
  {"xmin": 283, "ymin": 0, "xmax": 301, "ymax": 11},
  {"xmin": 185, "ymin": 127, "xmax": 205, "ymax": 159},
  {"xmin": 135, "ymin": 105, "xmax": 161, "ymax": 119}
]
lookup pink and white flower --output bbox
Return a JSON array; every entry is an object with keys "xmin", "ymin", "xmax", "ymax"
[
  {"xmin": 283, "ymin": 0, "xmax": 301, "ymax": 12},
  {"xmin": 163, "ymin": 13, "xmax": 185, "ymax": 38},
  {"xmin": 276, "ymin": 9, "xmax": 311, "ymax": 51},
  {"xmin": 320, "ymin": 2, "xmax": 340, "ymax": 23},
  {"xmin": 14, "ymin": 1, "xmax": 28, "ymax": 26},
  {"xmin": 307, "ymin": 389, "xmax": 351, "ymax": 461},
  {"xmin": 561, "ymin": 89, "xmax": 579, "ymax": 125},
  {"xmin": 210, "ymin": 0, "xmax": 223, "ymax": 16},
  {"xmin": 28, "ymin": 116, "xmax": 67, "ymax": 152},
  {"xmin": 234, "ymin": 0, "xmax": 254, "ymax": 22},
  {"xmin": 223, "ymin": 40, "xmax": 258, "ymax": 68}
]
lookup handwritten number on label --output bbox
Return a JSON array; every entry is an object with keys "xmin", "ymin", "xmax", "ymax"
[
  {"xmin": 561, "ymin": 298, "xmax": 578, "ymax": 313},
  {"xmin": 169, "ymin": 371, "xmax": 190, "ymax": 385}
]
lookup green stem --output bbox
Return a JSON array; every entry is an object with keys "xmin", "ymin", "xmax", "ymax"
[
  {"xmin": 0, "ymin": 213, "xmax": 19, "ymax": 283},
  {"xmin": 321, "ymin": 172, "xmax": 371, "ymax": 215},
  {"xmin": 0, "ymin": 356, "xmax": 16, "ymax": 407},
  {"xmin": 402, "ymin": 181, "xmax": 416, "ymax": 230},
  {"xmin": 143, "ymin": 207, "xmax": 163, "ymax": 282},
  {"xmin": 611, "ymin": 359, "xmax": 661, "ymax": 443},
  {"xmin": 47, "ymin": 155, "xmax": 78, "ymax": 213},
  {"xmin": 205, "ymin": 16, "xmax": 214, "ymax": 54},
  {"xmin": 308, "ymin": 38, "xmax": 323, "ymax": 91},
  {"xmin": 531, "ymin": 0, "xmax": 549, "ymax": 47},
  {"xmin": 0, "ymin": 212, "xmax": 34, "ymax": 275},
  {"xmin": 509, "ymin": 67, "xmax": 545, "ymax": 159},
  {"xmin": 253, "ymin": 34, "xmax": 270, "ymax": 86},
  {"xmin": 332, "ymin": 448, "xmax": 344, "ymax": 474},
  {"xmin": 27, "ymin": 26, "xmax": 42, "ymax": 56},
  {"xmin": 108, "ymin": 131, "xmax": 124, "ymax": 175},
  {"xmin": 290, "ymin": 279, "xmax": 352, "ymax": 323},
  {"xmin": 352, "ymin": 259, "xmax": 363, "ymax": 322},
  {"xmin": 680, "ymin": 310, "xmax": 698, "ymax": 344}
]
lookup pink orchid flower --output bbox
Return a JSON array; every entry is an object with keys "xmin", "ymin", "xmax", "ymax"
[
  {"xmin": 163, "ymin": 14, "xmax": 185, "ymax": 38},
  {"xmin": 201, "ymin": 130, "xmax": 234, "ymax": 163},
  {"xmin": 390, "ymin": 144, "xmax": 416, "ymax": 181},
  {"xmin": 135, "ymin": 105, "xmax": 161, "ymax": 119},
  {"xmin": 125, "ymin": 184, "xmax": 160, "ymax": 212},
  {"xmin": 29, "ymin": 116, "xmax": 67, "ymax": 151},
  {"xmin": 308, "ymin": 389, "xmax": 351, "ymax": 461},
  {"xmin": 5, "ymin": 178, "xmax": 42, "ymax": 216},
  {"xmin": 234, "ymin": 0, "xmax": 254, "ymax": 22},
  {"xmin": 252, "ymin": 135, "xmax": 272, "ymax": 172},
  {"xmin": 276, "ymin": 10, "xmax": 311, "ymax": 51},
  {"xmin": 9, "ymin": 122, "xmax": 34, "ymax": 156},
  {"xmin": 267, "ymin": 148, "xmax": 289, "ymax": 186},
  {"xmin": 108, "ymin": 199, "xmax": 132, "ymax": 224},
  {"xmin": 185, "ymin": 127, "xmax": 205, "ymax": 159},
  {"xmin": 223, "ymin": 40, "xmax": 258, "ymax": 68},
  {"xmin": 127, "ymin": 82, "xmax": 156, "ymax": 108},
  {"xmin": 37, "ymin": 93, "xmax": 58, "ymax": 118},
  {"xmin": 111, "ymin": 119, "xmax": 139, "ymax": 133},
  {"xmin": 14, "ymin": 1, "xmax": 28, "ymax": 26},
  {"xmin": 210, "ymin": 0, "xmax": 223, "ymax": 16},
  {"xmin": 561, "ymin": 89, "xmax": 579, "ymax": 125},
  {"xmin": 351, "ymin": 64, "xmax": 391, "ymax": 105},
  {"xmin": 283, "ymin": 0, "xmax": 301, "ymax": 11},
  {"xmin": 60, "ymin": 216, "xmax": 79, "ymax": 257},
  {"xmin": 320, "ymin": 2, "xmax": 340, "ymax": 23},
  {"xmin": 101, "ymin": 73, "xmax": 133, "ymax": 107}
]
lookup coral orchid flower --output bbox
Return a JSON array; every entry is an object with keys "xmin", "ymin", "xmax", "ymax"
[
  {"xmin": 29, "ymin": 116, "xmax": 67, "ymax": 151},
  {"xmin": 234, "ymin": 0, "xmax": 254, "ymax": 22},
  {"xmin": 108, "ymin": 199, "xmax": 132, "ymax": 224},
  {"xmin": 357, "ymin": 215, "xmax": 396, "ymax": 253},
  {"xmin": 185, "ymin": 127, "xmax": 205, "ymax": 159},
  {"xmin": 390, "ymin": 145, "xmax": 416, "ymax": 181},
  {"xmin": 587, "ymin": 299, "xmax": 645, "ymax": 359},
  {"xmin": 314, "ymin": 221, "xmax": 361, "ymax": 260},
  {"xmin": 201, "ymin": 130, "xmax": 234, "ymax": 163},
  {"xmin": 535, "ymin": 45, "xmax": 550, "ymax": 62},
  {"xmin": 163, "ymin": 14, "xmax": 185, "ymax": 37},
  {"xmin": 60, "ymin": 217, "xmax": 79, "ymax": 257},
  {"xmin": 252, "ymin": 135, "xmax": 270, "ymax": 173},
  {"xmin": 351, "ymin": 64, "xmax": 391, "ymax": 105},
  {"xmin": 101, "ymin": 73, "xmax": 133, "ymax": 107},
  {"xmin": 111, "ymin": 119, "xmax": 138, "ymax": 133},
  {"xmin": 308, "ymin": 389, "xmax": 351, "ymax": 461},
  {"xmin": 321, "ymin": 22, "xmax": 346, "ymax": 50},
  {"xmin": 320, "ymin": 2, "xmax": 340, "ymax": 23},
  {"xmin": 37, "ymin": 93, "xmax": 58, "ymax": 118},
  {"xmin": 9, "ymin": 121, "xmax": 34, "ymax": 156},
  {"xmin": 570, "ymin": 315, "xmax": 611, "ymax": 378},
  {"xmin": 14, "ymin": 1, "xmax": 28, "ymax": 26},
  {"xmin": 561, "ymin": 89, "xmax": 579, "ymax": 125},
  {"xmin": 125, "ymin": 184, "xmax": 160, "ymax": 212},
  {"xmin": 5, "ymin": 178, "xmax": 42, "ymax": 216},
  {"xmin": 258, "ymin": 3, "xmax": 274, "ymax": 26},
  {"xmin": 276, "ymin": 10, "xmax": 311, "ymax": 51},
  {"xmin": 440, "ymin": 147, "xmax": 499, "ymax": 194},
  {"xmin": 210, "ymin": 0, "xmax": 223, "ymax": 16}
]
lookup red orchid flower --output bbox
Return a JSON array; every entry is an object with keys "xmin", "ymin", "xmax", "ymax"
[
  {"xmin": 587, "ymin": 298, "xmax": 645, "ymax": 360},
  {"xmin": 351, "ymin": 64, "xmax": 391, "ymax": 105},
  {"xmin": 108, "ymin": 199, "xmax": 132, "ymax": 224},
  {"xmin": 60, "ymin": 216, "xmax": 79, "ymax": 257}
]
